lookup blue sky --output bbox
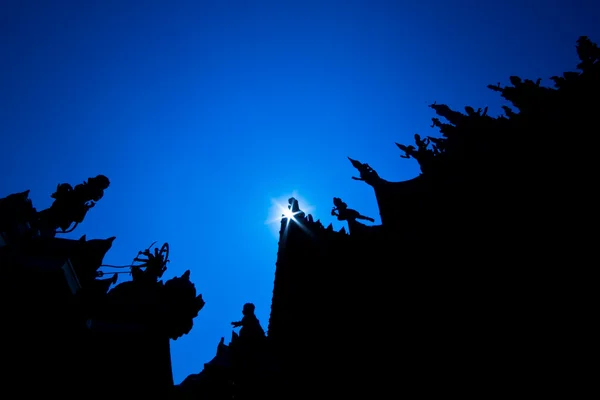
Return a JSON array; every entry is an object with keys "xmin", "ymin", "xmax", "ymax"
[{"xmin": 1, "ymin": 0, "xmax": 598, "ymax": 383}]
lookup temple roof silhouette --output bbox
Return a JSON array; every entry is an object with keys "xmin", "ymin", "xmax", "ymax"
[{"xmin": 1, "ymin": 35, "xmax": 598, "ymax": 398}]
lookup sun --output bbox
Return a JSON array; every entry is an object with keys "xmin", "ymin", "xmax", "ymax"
[
  {"xmin": 281, "ymin": 206, "xmax": 297, "ymax": 221},
  {"xmin": 265, "ymin": 191, "xmax": 315, "ymax": 238}
]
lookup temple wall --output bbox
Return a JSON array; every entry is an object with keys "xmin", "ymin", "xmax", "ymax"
[{"xmin": 266, "ymin": 197, "xmax": 525, "ymax": 395}]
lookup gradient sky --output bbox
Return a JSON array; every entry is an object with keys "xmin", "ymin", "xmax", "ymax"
[{"xmin": 1, "ymin": 0, "xmax": 598, "ymax": 383}]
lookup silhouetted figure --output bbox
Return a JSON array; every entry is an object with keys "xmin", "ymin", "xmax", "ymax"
[
  {"xmin": 397, "ymin": 143, "xmax": 416, "ymax": 158},
  {"xmin": 428, "ymin": 136, "xmax": 446, "ymax": 154},
  {"xmin": 131, "ymin": 242, "xmax": 169, "ymax": 283},
  {"xmin": 231, "ymin": 303, "xmax": 265, "ymax": 341},
  {"xmin": 229, "ymin": 303, "xmax": 267, "ymax": 398},
  {"xmin": 414, "ymin": 133, "xmax": 430, "ymax": 149},
  {"xmin": 331, "ymin": 197, "xmax": 374, "ymax": 223},
  {"xmin": 37, "ymin": 175, "xmax": 110, "ymax": 235},
  {"xmin": 396, "ymin": 134, "xmax": 436, "ymax": 175}
]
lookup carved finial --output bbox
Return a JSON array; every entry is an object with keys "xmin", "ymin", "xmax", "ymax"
[{"xmin": 348, "ymin": 157, "xmax": 381, "ymax": 186}]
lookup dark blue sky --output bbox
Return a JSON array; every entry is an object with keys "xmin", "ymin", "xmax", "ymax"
[{"xmin": 1, "ymin": 0, "xmax": 598, "ymax": 383}]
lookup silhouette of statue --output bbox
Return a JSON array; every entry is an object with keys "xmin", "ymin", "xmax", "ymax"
[
  {"xmin": 228, "ymin": 303, "xmax": 268, "ymax": 399},
  {"xmin": 231, "ymin": 303, "xmax": 265, "ymax": 341},
  {"xmin": 331, "ymin": 197, "xmax": 374, "ymax": 223},
  {"xmin": 37, "ymin": 175, "xmax": 110, "ymax": 235},
  {"xmin": 396, "ymin": 134, "xmax": 436, "ymax": 175},
  {"xmin": 131, "ymin": 242, "xmax": 169, "ymax": 283},
  {"xmin": 427, "ymin": 136, "xmax": 446, "ymax": 155}
]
